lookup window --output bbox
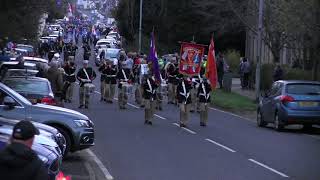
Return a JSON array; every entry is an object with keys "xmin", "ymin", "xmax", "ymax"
[{"xmin": 286, "ymin": 84, "xmax": 320, "ymax": 95}]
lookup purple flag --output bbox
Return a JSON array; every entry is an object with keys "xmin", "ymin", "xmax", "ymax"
[{"xmin": 147, "ymin": 31, "xmax": 161, "ymax": 82}]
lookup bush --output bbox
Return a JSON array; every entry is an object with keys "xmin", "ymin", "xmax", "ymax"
[
  {"xmin": 260, "ymin": 64, "xmax": 275, "ymax": 90},
  {"xmin": 225, "ymin": 49, "xmax": 241, "ymax": 74}
]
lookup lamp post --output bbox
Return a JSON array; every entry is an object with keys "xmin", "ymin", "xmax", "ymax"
[{"xmin": 138, "ymin": 0, "xmax": 143, "ymax": 54}]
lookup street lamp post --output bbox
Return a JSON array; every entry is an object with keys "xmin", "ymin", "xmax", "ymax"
[
  {"xmin": 255, "ymin": 0, "xmax": 264, "ymax": 102},
  {"xmin": 138, "ymin": 0, "xmax": 143, "ymax": 54}
]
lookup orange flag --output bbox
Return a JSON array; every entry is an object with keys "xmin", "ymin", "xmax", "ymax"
[{"xmin": 206, "ymin": 37, "xmax": 217, "ymax": 89}]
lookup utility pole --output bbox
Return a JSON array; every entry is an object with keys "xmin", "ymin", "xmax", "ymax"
[
  {"xmin": 255, "ymin": 0, "xmax": 264, "ymax": 102},
  {"xmin": 138, "ymin": 0, "xmax": 143, "ymax": 54}
]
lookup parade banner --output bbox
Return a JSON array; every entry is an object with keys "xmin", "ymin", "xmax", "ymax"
[{"xmin": 179, "ymin": 42, "xmax": 205, "ymax": 76}]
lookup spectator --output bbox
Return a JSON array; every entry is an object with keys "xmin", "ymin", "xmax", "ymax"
[
  {"xmin": 0, "ymin": 120, "xmax": 48, "ymax": 180},
  {"xmin": 47, "ymin": 61, "xmax": 64, "ymax": 106},
  {"xmin": 273, "ymin": 64, "xmax": 284, "ymax": 82},
  {"xmin": 240, "ymin": 57, "xmax": 251, "ymax": 89},
  {"xmin": 216, "ymin": 54, "xmax": 225, "ymax": 88}
]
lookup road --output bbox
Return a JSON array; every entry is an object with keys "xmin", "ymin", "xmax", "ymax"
[{"xmin": 63, "ymin": 41, "xmax": 320, "ymax": 180}]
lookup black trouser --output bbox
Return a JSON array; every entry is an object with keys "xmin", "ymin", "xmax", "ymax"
[
  {"xmin": 218, "ymin": 72, "xmax": 224, "ymax": 88},
  {"xmin": 243, "ymin": 73, "xmax": 250, "ymax": 88}
]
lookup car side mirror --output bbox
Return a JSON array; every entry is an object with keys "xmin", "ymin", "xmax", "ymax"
[{"xmin": 3, "ymin": 96, "xmax": 16, "ymax": 109}]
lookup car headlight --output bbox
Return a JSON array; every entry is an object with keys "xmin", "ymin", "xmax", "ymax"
[
  {"xmin": 74, "ymin": 120, "xmax": 90, "ymax": 128},
  {"xmin": 38, "ymin": 154, "xmax": 49, "ymax": 164}
]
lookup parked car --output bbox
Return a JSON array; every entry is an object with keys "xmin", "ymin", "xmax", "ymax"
[
  {"xmin": 3, "ymin": 76, "xmax": 56, "ymax": 106},
  {"xmin": 0, "ymin": 117, "xmax": 66, "ymax": 156},
  {"xmin": 95, "ymin": 48, "xmax": 120, "ymax": 66},
  {"xmin": 95, "ymin": 38, "xmax": 115, "ymax": 49},
  {"xmin": 257, "ymin": 80, "xmax": 320, "ymax": 131},
  {"xmin": 0, "ymin": 83, "xmax": 94, "ymax": 156},
  {"xmin": 0, "ymin": 134, "xmax": 60, "ymax": 180},
  {"xmin": 0, "ymin": 61, "xmax": 37, "ymax": 81},
  {"xmin": 15, "ymin": 44, "xmax": 35, "ymax": 57}
]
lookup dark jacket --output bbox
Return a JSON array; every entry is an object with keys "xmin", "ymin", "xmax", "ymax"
[
  {"xmin": 0, "ymin": 142, "xmax": 48, "ymax": 180},
  {"xmin": 77, "ymin": 67, "xmax": 97, "ymax": 87},
  {"xmin": 167, "ymin": 64, "xmax": 178, "ymax": 84},
  {"xmin": 143, "ymin": 77, "xmax": 158, "ymax": 100},
  {"xmin": 47, "ymin": 67, "xmax": 64, "ymax": 95},
  {"xmin": 197, "ymin": 81, "xmax": 212, "ymax": 103},
  {"xmin": 63, "ymin": 65, "xmax": 76, "ymax": 82},
  {"xmin": 117, "ymin": 69, "xmax": 133, "ymax": 89},
  {"xmin": 177, "ymin": 79, "xmax": 192, "ymax": 104},
  {"xmin": 102, "ymin": 65, "xmax": 117, "ymax": 84},
  {"xmin": 98, "ymin": 64, "xmax": 106, "ymax": 82}
]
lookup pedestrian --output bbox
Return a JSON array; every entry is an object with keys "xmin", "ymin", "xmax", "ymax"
[
  {"xmin": 98, "ymin": 59, "xmax": 107, "ymax": 101},
  {"xmin": 197, "ymin": 78, "xmax": 212, "ymax": 127},
  {"xmin": 239, "ymin": 57, "xmax": 244, "ymax": 88},
  {"xmin": 216, "ymin": 54, "xmax": 225, "ymax": 88},
  {"xmin": 240, "ymin": 57, "xmax": 251, "ymax": 89},
  {"xmin": 103, "ymin": 60, "xmax": 117, "ymax": 103},
  {"xmin": 63, "ymin": 60, "xmax": 76, "ymax": 103},
  {"xmin": 177, "ymin": 74, "xmax": 192, "ymax": 127},
  {"xmin": 117, "ymin": 67, "xmax": 133, "ymax": 109},
  {"xmin": 47, "ymin": 60, "xmax": 64, "ymax": 106},
  {"xmin": 273, "ymin": 64, "xmax": 284, "ymax": 82},
  {"xmin": 143, "ymin": 72, "xmax": 158, "ymax": 125},
  {"xmin": 77, "ymin": 60, "xmax": 97, "ymax": 109},
  {"xmin": 0, "ymin": 120, "xmax": 48, "ymax": 180}
]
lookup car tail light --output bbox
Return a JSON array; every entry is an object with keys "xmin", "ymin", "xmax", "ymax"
[
  {"xmin": 41, "ymin": 97, "xmax": 56, "ymax": 105},
  {"xmin": 280, "ymin": 95, "xmax": 294, "ymax": 103}
]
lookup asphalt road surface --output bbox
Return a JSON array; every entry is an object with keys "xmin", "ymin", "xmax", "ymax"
[{"xmin": 64, "ymin": 41, "xmax": 320, "ymax": 180}]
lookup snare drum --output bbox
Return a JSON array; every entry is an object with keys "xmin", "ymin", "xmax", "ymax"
[{"xmin": 84, "ymin": 83, "xmax": 95, "ymax": 94}]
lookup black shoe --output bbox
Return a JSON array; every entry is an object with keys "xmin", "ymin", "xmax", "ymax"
[
  {"xmin": 159, "ymin": 107, "xmax": 163, "ymax": 111},
  {"xmin": 78, "ymin": 105, "xmax": 84, "ymax": 109},
  {"xmin": 140, "ymin": 105, "xmax": 145, "ymax": 108},
  {"xmin": 144, "ymin": 120, "xmax": 148, "ymax": 124},
  {"xmin": 109, "ymin": 101, "xmax": 113, "ymax": 104},
  {"xmin": 180, "ymin": 123, "xmax": 187, "ymax": 128},
  {"xmin": 147, "ymin": 121, "xmax": 153, "ymax": 125},
  {"xmin": 85, "ymin": 105, "xmax": 88, "ymax": 109},
  {"xmin": 200, "ymin": 122, "xmax": 207, "ymax": 127},
  {"xmin": 190, "ymin": 110, "xmax": 195, "ymax": 113}
]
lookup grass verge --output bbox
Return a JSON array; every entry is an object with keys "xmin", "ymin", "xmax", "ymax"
[{"xmin": 211, "ymin": 89, "xmax": 256, "ymax": 112}]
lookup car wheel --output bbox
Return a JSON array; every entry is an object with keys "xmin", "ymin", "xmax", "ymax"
[
  {"xmin": 55, "ymin": 127, "xmax": 71, "ymax": 158},
  {"xmin": 274, "ymin": 112, "xmax": 284, "ymax": 131},
  {"xmin": 302, "ymin": 124, "xmax": 312, "ymax": 131},
  {"xmin": 257, "ymin": 109, "xmax": 268, "ymax": 127}
]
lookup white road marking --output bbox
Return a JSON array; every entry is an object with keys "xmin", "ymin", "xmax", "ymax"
[
  {"xmin": 85, "ymin": 149, "xmax": 114, "ymax": 180},
  {"xmin": 154, "ymin": 114, "xmax": 166, "ymax": 120},
  {"xmin": 84, "ymin": 162, "xmax": 96, "ymax": 180},
  {"xmin": 209, "ymin": 107, "xmax": 254, "ymax": 123},
  {"xmin": 205, "ymin": 138, "xmax": 236, "ymax": 153},
  {"xmin": 127, "ymin": 103, "xmax": 140, "ymax": 109},
  {"xmin": 94, "ymin": 91, "xmax": 101, "ymax": 95},
  {"xmin": 248, "ymin": 159, "xmax": 289, "ymax": 178},
  {"xmin": 173, "ymin": 123, "xmax": 197, "ymax": 134}
]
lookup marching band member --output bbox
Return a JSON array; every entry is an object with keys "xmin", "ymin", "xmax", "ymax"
[
  {"xmin": 166, "ymin": 62, "xmax": 178, "ymax": 104},
  {"xmin": 190, "ymin": 75, "xmax": 201, "ymax": 112},
  {"xmin": 98, "ymin": 59, "xmax": 107, "ymax": 101},
  {"xmin": 176, "ymin": 74, "xmax": 192, "ymax": 127},
  {"xmin": 77, "ymin": 60, "xmax": 97, "ymax": 109},
  {"xmin": 63, "ymin": 59, "xmax": 76, "ymax": 103},
  {"xmin": 117, "ymin": 67, "xmax": 133, "ymax": 109},
  {"xmin": 143, "ymin": 71, "xmax": 158, "ymax": 125},
  {"xmin": 197, "ymin": 77, "xmax": 212, "ymax": 127},
  {"xmin": 103, "ymin": 60, "xmax": 118, "ymax": 103}
]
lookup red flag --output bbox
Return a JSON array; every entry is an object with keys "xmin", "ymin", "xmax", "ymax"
[{"xmin": 206, "ymin": 37, "xmax": 217, "ymax": 89}]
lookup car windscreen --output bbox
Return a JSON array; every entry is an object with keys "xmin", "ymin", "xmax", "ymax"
[
  {"xmin": 4, "ymin": 79, "xmax": 49, "ymax": 95},
  {"xmin": 16, "ymin": 46, "xmax": 34, "ymax": 52},
  {"xmin": 286, "ymin": 83, "xmax": 320, "ymax": 95},
  {"xmin": 97, "ymin": 42, "xmax": 110, "ymax": 46},
  {"xmin": 106, "ymin": 50, "xmax": 119, "ymax": 58}
]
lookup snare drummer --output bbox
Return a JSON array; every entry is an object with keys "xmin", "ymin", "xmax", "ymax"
[
  {"xmin": 116, "ymin": 67, "xmax": 133, "ymax": 109},
  {"xmin": 77, "ymin": 60, "xmax": 97, "ymax": 109}
]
